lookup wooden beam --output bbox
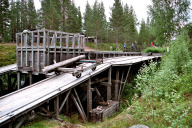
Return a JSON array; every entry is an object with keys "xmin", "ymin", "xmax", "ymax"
[
  {"xmin": 42, "ymin": 55, "xmax": 85, "ymax": 72},
  {"xmin": 95, "ymin": 87, "xmax": 104, "ymax": 102},
  {"xmin": 17, "ymin": 72, "xmax": 21, "ymax": 90},
  {"xmin": 39, "ymin": 106, "xmax": 53, "ymax": 117},
  {"xmin": 87, "ymin": 78, "xmax": 92, "ymax": 118},
  {"xmin": 54, "ymin": 96, "xmax": 59, "ymax": 120},
  {"xmin": 107, "ymin": 67, "xmax": 112, "ymax": 101},
  {"xmin": 16, "ymin": 115, "xmax": 28, "ymax": 128},
  {"xmin": 118, "ymin": 66, "xmax": 131, "ymax": 101},
  {"xmin": 8, "ymin": 122, "xmax": 12, "ymax": 128},
  {"xmin": 59, "ymin": 90, "xmax": 71, "ymax": 114},
  {"xmin": 29, "ymin": 72, "xmax": 33, "ymax": 85},
  {"xmin": 73, "ymin": 88, "xmax": 87, "ymax": 120},
  {"xmin": 115, "ymin": 68, "xmax": 119, "ymax": 101},
  {"xmin": 71, "ymin": 94, "xmax": 87, "ymax": 122}
]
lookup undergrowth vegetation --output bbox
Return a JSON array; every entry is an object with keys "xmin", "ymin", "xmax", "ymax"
[
  {"xmin": 85, "ymin": 42, "xmax": 123, "ymax": 51},
  {"xmin": 129, "ymin": 33, "xmax": 192, "ymax": 127},
  {"xmin": 0, "ymin": 44, "xmax": 16, "ymax": 67},
  {"xmin": 142, "ymin": 47, "xmax": 167, "ymax": 53}
]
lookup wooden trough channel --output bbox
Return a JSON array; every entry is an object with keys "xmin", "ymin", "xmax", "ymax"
[{"xmin": 0, "ymin": 29, "xmax": 161, "ymax": 127}]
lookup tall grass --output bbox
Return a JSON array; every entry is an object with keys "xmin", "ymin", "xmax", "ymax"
[{"xmin": 0, "ymin": 44, "xmax": 16, "ymax": 67}]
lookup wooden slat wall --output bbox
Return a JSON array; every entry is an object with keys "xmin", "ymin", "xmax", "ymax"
[{"xmin": 16, "ymin": 29, "xmax": 85, "ymax": 74}]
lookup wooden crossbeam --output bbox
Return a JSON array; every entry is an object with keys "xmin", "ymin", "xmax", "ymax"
[
  {"xmin": 71, "ymin": 94, "xmax": 87, "ymax": 122},
  {"xmin": 59, "ymin": 90, "xmax": 71, "ymax": 114},
  {"xmin": 118, "ymin": 66, "xmax": 131, "ymax": 101}
]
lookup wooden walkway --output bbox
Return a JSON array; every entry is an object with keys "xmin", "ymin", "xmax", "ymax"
[
  {"xmin": 0, "ymin": 56, "xmax": 160, "ymax": 126},
  {"xmin": 0, "ymin": 64, "xmax": 16, "ymax": 75}
]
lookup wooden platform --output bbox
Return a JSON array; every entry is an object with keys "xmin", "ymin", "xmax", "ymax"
[{"xmin": 0, "ymin": 56, "xmax": 160, "ymax": 126}]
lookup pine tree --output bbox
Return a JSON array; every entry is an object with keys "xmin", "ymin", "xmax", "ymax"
[
  {"xmin": 77, "ymin": 7, "xmax": 82, "ymax": 33},
  {"xmin": 148, "ymin": 0, "xmax": 191, "ymax": 45},
  {"xmin": 27, "ymin": 0, "xmax": 37, "ymax": 30},
  {"xmin": 84, "ymin": 1, "xmax": 93, "ymax": 39},
  {"xmin": 139, "ymin": 19, "xmax": 146, "ymax": 45},
  {"xmin": 110, "ymin": 0, "xmax": 124, "ymax": 50},
  {"xmin": 10, "ymin": 0, "xmax": 17, "ymax": 42},
  {"xmin": 0, "ymin": 0, "xmax": 9, "ymax": 43}
]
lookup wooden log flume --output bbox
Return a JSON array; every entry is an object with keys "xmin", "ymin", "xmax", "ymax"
[{"xmin": 42, "ymin": 55, "xmax": 85, "ymax": 72}]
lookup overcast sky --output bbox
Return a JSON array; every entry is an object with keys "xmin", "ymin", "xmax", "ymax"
[{"xmin": 34, "ymin": 0, "xmax": 192, "ymax": 22}]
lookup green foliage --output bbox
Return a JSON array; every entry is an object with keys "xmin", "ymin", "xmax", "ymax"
[
  {"xmin": 0, "ymin": 0, "xmax": 9, "ymax": 43},
  {"xmin": 0, "ymin": 44, "xmax": 16, "ymax": 67},
  {"xmin": 133, "ymin": 33, "xmax": 192, "ymax": 127},
  {"xmin": 142, "ymin": 47, "xmax": 167, "ymax": 53},
  {"xmin": 86, "ymin": 42, "xmax": 123, "ymax": 51},
  {"xmin": 148, "ymin": 0, "xmax": 191, "ymax": 45}
]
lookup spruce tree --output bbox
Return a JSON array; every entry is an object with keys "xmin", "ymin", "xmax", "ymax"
[
  {"xmin": 27, "ymin": 0, "xmax": 37, "ymax": 30},
  {"xmin": 84, "ymin": 1, "xmax": 93, "ymax": 39},
  {"xmin": 110, "ymin": 0, "xmax": 124, "ymax": 50}
]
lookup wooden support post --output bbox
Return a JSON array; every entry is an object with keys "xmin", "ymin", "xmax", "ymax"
[
  {"xmin": 107, "ymin": 67, "xmax": 112, "ymax": 101},
  {"xmin": 31, "ymin": 32, "xmax": 34, "ymax": 69},
  {"xmin": 66, "ymin": 98, "xmax": 69, "ymax": 115},
  {"xmin": 8, "ymin": 122, "xmax": 12, "ymax": 128},
  {"xmin": 17, "ymin": 72, "xmax": 21, "ymax": 90},
  {"xmin": 37, "ymin": 31, "xmax": 40, "ymax": 72},
  {"xmin": 115, "ymin": 68, "xmax": 119, "ymax": 101},
  {"xmin": 54, "ymin": 96, "xmax": 59, "ymax": 120},
  {"xmin": 87, "ymin": 78, "xmax": 92, "ymax": 118},
  {"xmin": 8, "ymin": 73, "xmax": 11, "ymax": 92},
  {"xmin": 29, "ymin": 72, "xmax": 33, "ymax": 85}
]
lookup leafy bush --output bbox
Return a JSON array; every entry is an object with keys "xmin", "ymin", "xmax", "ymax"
[
  {"xmin": 132, "ymin": 33, "xmax": 192, "ymax": 127},
  {"xmin": 142, "ymin": 47, "xmax": 167, "ymax": 53}
]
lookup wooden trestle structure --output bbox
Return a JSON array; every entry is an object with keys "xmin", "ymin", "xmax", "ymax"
[{"xmin": 0, "ymin": 29, "xmax": 161, "ymax": 128}]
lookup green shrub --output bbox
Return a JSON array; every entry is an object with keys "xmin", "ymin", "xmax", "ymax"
[
  {"xmin": 133, "ymin": 33, "xmax": 192, "ymax": 127},
  {"xmin": 142, "ymin": 47, "xmax": 167, "ymax": 53}
]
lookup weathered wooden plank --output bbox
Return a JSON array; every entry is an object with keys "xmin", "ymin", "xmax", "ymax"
[{"xmin": 42, "ymin": 55, "xmax": 85, "ymax": 72}]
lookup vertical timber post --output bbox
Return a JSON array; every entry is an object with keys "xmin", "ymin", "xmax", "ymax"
[
  {"xmin": 54, "ymin": 96, "xmax": 59, "ymax": 120},
  {"xmin": 8, "ymin": 73, "xmax": 11, "ymax": 92},
  {"xmin": 17, "ymin": 72, "xmax": 21, "ymax": 90},
  {"xmin": 87, "ymin": 78, "xmax": 92, "ymax": 119},
  {"xmin": 107, "ymin": 67, "xmax": 112, "ymax": 101},
  {"xmin": 29, "ymin": 72, "xmax": 33, "ymax": 85},
  {"xmin": 8, "ymin": 122, "xmax": 12, "ymax": 128},
  {"xmin": 115, "ymin": 68, "xmax": 119, "ymax": 101}
]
